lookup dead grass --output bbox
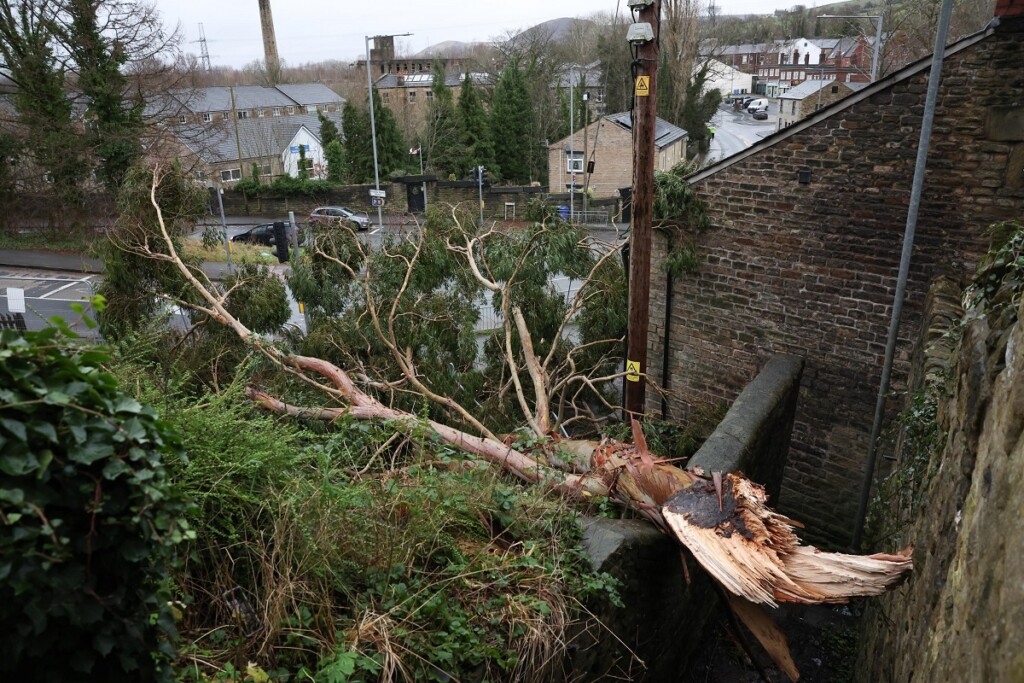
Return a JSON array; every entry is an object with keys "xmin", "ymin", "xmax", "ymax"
[{"xmin": 181, "ymin": 238, "xmax": 278, "ymax": 264}]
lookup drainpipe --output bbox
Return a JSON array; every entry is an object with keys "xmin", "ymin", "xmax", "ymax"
[
  {"xmin": 851, "ymin": 0, "xmax": 954, "ymax": 550},
  {"xmin": 660, "ymin": 235, "xmax": 674, "ymax": 420}
]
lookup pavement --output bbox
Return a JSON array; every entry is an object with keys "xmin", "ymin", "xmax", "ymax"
[{"xmin": 0, "ymin": 248, "xmax": 234, "ymax": 279}]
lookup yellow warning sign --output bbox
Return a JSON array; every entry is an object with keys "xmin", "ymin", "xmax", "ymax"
[
  {"xmin": 626, "ymin": 360, "xmax": 641, "ymax": 382},
  {"xmin": 635, "ymin": 75, "xmax": 650, "ymax": 97}
]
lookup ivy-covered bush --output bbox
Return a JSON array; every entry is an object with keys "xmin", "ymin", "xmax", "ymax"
[{"xmin": 0, "ymin": 326, "xmax": 194, "ymax": 681}]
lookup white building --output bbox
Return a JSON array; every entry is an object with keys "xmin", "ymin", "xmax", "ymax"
[{"xmin": 700, "ymin": 58, "xmax": 755, "ymax": 99}]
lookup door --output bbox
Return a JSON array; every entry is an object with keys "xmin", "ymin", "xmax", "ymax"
[{"xmin": 406, "ymin": 182, "xmax": 426, "ymax": 213}]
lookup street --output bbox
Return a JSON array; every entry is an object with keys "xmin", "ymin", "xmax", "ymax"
[
  {"xmin": 706, "ymin": 100, "xmax": 778, "ymax": 164},
  {"xmin": 0, "ymin": 270, "xmax": 100, "ymax": 338}
]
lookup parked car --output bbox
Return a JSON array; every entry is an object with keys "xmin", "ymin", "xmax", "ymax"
[
  {"xmin": 741, "ymin": 96, "xmax": 756, "ymax": 108},
  {"xmin": 308, "ymin": 206, "xmax": 370, "ymax": 231},
  {"xmin": 752, "ymin": 109, "xmax": 769, "ymax": 120},
  {"xmin": 231, "ymin": 221, "xmax": 296, "ymax": 246}
]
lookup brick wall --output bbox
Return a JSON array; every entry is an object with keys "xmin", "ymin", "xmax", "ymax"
[{"xmin": 647, "ymin": 22, "xmax": 1024, "ymax": 546}]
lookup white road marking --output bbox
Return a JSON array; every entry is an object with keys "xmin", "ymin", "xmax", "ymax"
[{"xmin": 38, "ymin": 276, "xmax": 92, "ymax": 299}]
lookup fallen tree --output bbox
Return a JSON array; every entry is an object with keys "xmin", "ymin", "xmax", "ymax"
[{"xmin": 129, "ymin": 166, "xmax": 911, "ymax": 681}]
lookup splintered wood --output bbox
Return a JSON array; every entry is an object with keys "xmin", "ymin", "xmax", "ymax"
[{"xmin": 661, "ymin": 474, "xmax": 913, "ymax": 607}]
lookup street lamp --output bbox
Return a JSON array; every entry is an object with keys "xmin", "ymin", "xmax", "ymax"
[
  {"xmin": 820, "ymin": 14, "xmax": 884, "ymax": 82},
  {"xmin": 365, "ymin": 32, "xmax": 412, "ymax": 229}
]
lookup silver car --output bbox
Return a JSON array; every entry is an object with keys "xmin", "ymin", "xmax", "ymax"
[{"xmin": 308, "ymin": 206, "xmax": 370, "ymax": 231}]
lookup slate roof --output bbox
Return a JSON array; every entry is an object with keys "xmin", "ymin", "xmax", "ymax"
[
  {"xmin": 779, "ymin": 79, "xmax": 839, "ymax": 100},
  {"xmin": 555, "ymin": 62, "xmax": 603, "ymax": 89},
  {"xmin": 177, "ymin": 111, "xmax": 343, "ymax": 164},
  {"xmin": 606, "ymin": 111, "xmax": 688, "ymax": 149},
  {"xmin": 274, "ymin": 83, "xmax": 344, "ymax": 105}
]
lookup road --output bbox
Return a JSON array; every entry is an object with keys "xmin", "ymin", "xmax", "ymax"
[
  {"xmin": 707, "ymin": 101, "xmax": 779, "ymax": 164},
  {"xmin": 0, "ymin": 270, "xmax": 101, "ymax": 338}
]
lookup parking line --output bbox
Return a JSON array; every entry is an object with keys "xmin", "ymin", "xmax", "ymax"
[
  {"xmin": 370, "ymin": 227, "xmax": 381, "ymax": 235},
  {"xmin": 38, "ymin": 276, "xmax": 93, "ymax": 299}
]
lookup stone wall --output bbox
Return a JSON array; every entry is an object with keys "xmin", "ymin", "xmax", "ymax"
[
  {"xmin": 855, "ymin": 277, "xmax": 1024, "ymax": 681},
  {"xmin": 572, "ymin": 355, "xmax": 803, "ymax": 681},
  {"xmin": 649, "ymin": 17, "xmax": 1024, "ymax": 546}
]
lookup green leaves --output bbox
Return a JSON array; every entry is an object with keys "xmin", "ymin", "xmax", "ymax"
[{"xmin": 0, "ymin": 328, "xmax": 192, "ymax": 681}]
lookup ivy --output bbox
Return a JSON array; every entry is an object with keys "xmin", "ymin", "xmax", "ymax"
[{"xmin": 0, "ymin": 326, "xmax": 194, "ymax": 681}]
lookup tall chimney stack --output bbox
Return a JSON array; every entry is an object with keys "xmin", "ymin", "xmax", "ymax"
[{"xmin": 257, "ymin": 0, "xmax": 281, "ymax": 83}]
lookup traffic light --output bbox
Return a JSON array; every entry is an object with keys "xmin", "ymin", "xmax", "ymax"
[
  {"xmin": 469, "ymin": 167, "xmax": 478, "ymax": 182},
  {"xmin": 272, "ymin": 221, "xmax": 289, "ymax": 263},
  {"xmin": 480, "ymin": 166, "xmax": 488, "ymax": 182}
]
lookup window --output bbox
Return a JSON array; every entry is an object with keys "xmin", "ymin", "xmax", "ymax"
[
  {"xmin": 407, "ymin": 90, "xmax": 416, "ymax": 102},
  {"xmin": 791, "ymin": 101, "xmax": 796, "ymax": 114},
  {"xmin": 194, "ymin": 170, "xmax": 207, "ymax": 181},
  {"xmin": 306, "ymin": 105, "xmax": 317, "ymax": 113},
  {"xmin": 272, "ymin": 107, "xmax": 282, "ymax": 117},
  {"xmin": 202, "ymin": 112, "xmax": 212, "ymax": 123},
  {"xmin": 177, "ymin": 115, "xmax": 187, "ymax": 124},
  {"xmin": 257, "ymin": 109, "xmax": 265, "ymax": 117},
  {"xmin": 566, "ymin": 151, "xmax": 584, "ymax": 173},
  {"xmin": 425, "ymin": 90, "xmax": 433, "ymax": 100},
  {"xmin": 325, "ymin": 104, "xmax": 334, "ymax": 112},
  {"xmin": 259, "ymin": 163, "xmax": 272, "ymax": 176},
  {"xmin": 804, "ymin": 52, "xmax": 810, "ymax": 65},
  {"xmin": 220, "ymin": 168, "xmax": 241, "ymax": 182},
  {"xmin": 831, "ymin": 85, "xmax": 839, "ymax": 94},
  {"xmin": 286, "ymin": 106, "xmax": 294, "ymax": 114},
  {"xmin": 237, "ymin": 110, "xmax": 249, "ymax": 119},
  {"xmin": 222, "ymin": 111, "xmax": 230, "ymax": 120}
]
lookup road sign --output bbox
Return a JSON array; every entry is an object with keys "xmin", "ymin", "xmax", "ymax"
[
  {"xmin": 369, "ymin": 189, "xmax": 386, "ymax": 198},
  {"xmin": 635, "ymin": 75, "xmax": 650, "ymax": 97},
  {"xmin": 626, "ymin": 359, "xmax": 641, "ymax": 382},
  {"xmin": 371, "ymin": 197, "xmax": 384, "ymax": 207}
]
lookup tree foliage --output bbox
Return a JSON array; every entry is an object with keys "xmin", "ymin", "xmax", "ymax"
[
  {"xmin": 424, "ymin": 61, "xmax": 462, "ymax": 178},
  {"xmin": 0, "ymin": 325, "xmax": 193, "ymax": 681},
  {"xmin": 491, "ymin": 58, "xmax": 536, "ymax": 184},
  {"xmin": 370, "ymin": 86, "xmax": 407, "ymax": 178},
  {"xmin": 341, "ymin": 99, "xmax": 372, "ymax": 183},
  {"xmin": 458, "ymin": 72, "xmax": 495, "ymax": 179}
]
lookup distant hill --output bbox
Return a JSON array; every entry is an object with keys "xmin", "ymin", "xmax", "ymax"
[{"xmin": 414, "ymin": 16, "xmax": 597, "ymax": 57}]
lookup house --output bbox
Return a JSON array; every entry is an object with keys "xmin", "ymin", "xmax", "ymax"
[
  {"xmin": 710, "ymin": 42, "xmax": 775, "ymax": 75},
  {"xmin": 758, "ymin": 37, "xmax": 839, "ymax": 96},
  {"xmin": 154, "ymin": 83, "xmax": 344, "ymax": 127},
  {"xmin": 776, "ymin": 79, "xmax": 863, "ymax": 128},
  {"xmin": 645, "ymin": 1, "xmax": 1024, "ymax": 551},
  {"xmin": 701, "ymin": 58, "xmax": 755, "ymax": 99},
  {"xmin": 821, "ymin": 36, "xmax": 876, "ymax": 83},
  {"xmin": 374, "ymin": 71, "xmax": 490, "ymax": 139},
  {"xmin": 169, "ymin": 112, "xmax": 343, "ymax": 185},
  {"xmin": 547, "ymin": 112, "xmax": 687, "ymax": 197},
  {"xmin": 553, "ymin": 62, "xmax": 606, "ymax": 118}
]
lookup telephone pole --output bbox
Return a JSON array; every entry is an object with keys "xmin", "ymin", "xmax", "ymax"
[{"xmin": 624, "ymin": 0, "xmax": 661, "ymax": 418}]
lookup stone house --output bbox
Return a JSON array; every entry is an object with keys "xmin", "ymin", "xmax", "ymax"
[
  {"xmin": 646, "ymin": 0, "xmax": 1024, "ymax": 546},
  {"xmin": 156, "ymin": 84, "xmax": 343, "ymax": 126},
  {"xmin": 373, "ymin": 71, "xmax": 489, "ymax": 141},
  {"xmin": 547, "ymin": 112, "xmax": 687, "ymax": 198},
  {"xmin": 776, "ymin": 79, "xmax": 864, "ymax": 128}
]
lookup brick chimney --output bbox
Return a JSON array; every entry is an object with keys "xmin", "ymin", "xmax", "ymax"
[
  {"xmin": 995, "ymin": 0, "xmax": 1023, "ymax": 18},
  {"xmin": 257, "ymin": 0, "xmax": 281, "ymax": 83}
]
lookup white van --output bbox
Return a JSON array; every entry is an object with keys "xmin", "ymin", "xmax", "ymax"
[{"xmin": 746, "ymin": 98, "xmax": 769, "ymax": 113}]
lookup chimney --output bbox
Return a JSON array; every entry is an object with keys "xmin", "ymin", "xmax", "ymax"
[
  {"xmin": 995, "ymin": 0, "xmax": 1023, "ymax": 18},
  {"xmin": 257, "ymin": 0, "xmax": 281, "ymax": 83}
]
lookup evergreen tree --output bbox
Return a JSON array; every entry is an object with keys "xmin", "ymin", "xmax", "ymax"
[
  {"xmin": 342, "ymin": 100, "xmax": 373, "ymax": 183},
  {"xmin": 458, "ymin": 73, "xmax": 495, "ymax": 179},
  {"xmin": 490, "ymin": 59, "xmax": 535, "ymax": 184},
  {"xmin": 324, "ymin": 139, "xmax": 345, "ymax": 183},
  {"xmin": 0, "ymin": 2, "xmax": 88, "ymax": 208},
  {"xmin": 62, "ymin": 0, "xmax": 143, "ymax": 192},
  {"xmin": 318, "ymin": 111, "xmax": 339, "ymax": 147},
  {"xmin": 297, "ymin": 144, "xmax": 309, "ymax": 180},
  {"xmin": 370, "ymin": 87, "xmax": 406, "ymax": 177},
  {"xmin": 679, "ymin": 61, "xmax": 722, "ymax": 148},
  {"xmin": 424, "ymin": 61, "xmax": 461, "ymax": 178}
]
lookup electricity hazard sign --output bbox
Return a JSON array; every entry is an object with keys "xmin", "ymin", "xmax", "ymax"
[
  {"xmin": 635, "ymin": 75, "xmax": 650, "ymax": 97},
  {"xmin": 626, "ymin": 359, "xmax": 641, "ymax": 382}
]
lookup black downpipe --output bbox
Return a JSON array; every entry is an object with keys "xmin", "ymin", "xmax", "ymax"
[{"xmin": 660, "ymin": 262, "xmax": 674, "ymax": 420}]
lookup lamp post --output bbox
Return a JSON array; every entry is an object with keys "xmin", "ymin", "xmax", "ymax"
[
  {"xmin": 365, "ymin": 32, "xmax": 412, "ymax": 229},
  {"xmin": 820, "ymin": 14, "xmax": 884, "ymax": 82}
]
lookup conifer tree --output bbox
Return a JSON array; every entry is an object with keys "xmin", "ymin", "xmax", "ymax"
[
  {"xmin": 318, "ymin": 111, "xmax": 339, "ymax": 147},
  {"xmin": 424, "ymin": 61, "xmax": 461, "ymax": 178},
  {"xmin": 458, "ymin": 72, "xmax": 495, "ymax": 179},
  {"xmin": 370, "ymin": 87, "xmax": 406, "ymax": 177},
  {"xmin": 490, "ymin": 59, "xmax": 534, "ymax": 184},
  {"xmin": 324, "ymin": 139, "xmax": 345, "ymax": 183},
  {"xmin": 341, "ymin": 100, "xmax": 373, "ymax": 183}
]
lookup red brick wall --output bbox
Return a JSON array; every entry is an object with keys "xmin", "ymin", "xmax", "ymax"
[{"xmin": 648, "ymin": 23, "xmax": 1024, "ymax": 546}]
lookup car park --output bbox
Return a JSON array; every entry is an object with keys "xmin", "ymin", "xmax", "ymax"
[
  {"xmin": 308, "ymin": 206, "xmax": 371, "ymax": 231},
  {"xmin": 231, "ymin": 221, "xmax": 296, "ymax": 246}
]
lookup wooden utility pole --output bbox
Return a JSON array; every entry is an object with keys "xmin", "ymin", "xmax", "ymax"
[{"xmin": 625, "ymin": 1, "xmax": 661, "ymax": 417}]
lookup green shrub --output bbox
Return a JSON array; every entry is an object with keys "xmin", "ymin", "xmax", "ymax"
[{"xmin": 0, "ymin": 326, "xmax": 194, "ymax": 681}]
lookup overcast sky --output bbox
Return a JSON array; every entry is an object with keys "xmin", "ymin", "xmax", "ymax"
[{"xmin": 156, "ymin": 0, "xmax": 811, "ymax": 68}]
